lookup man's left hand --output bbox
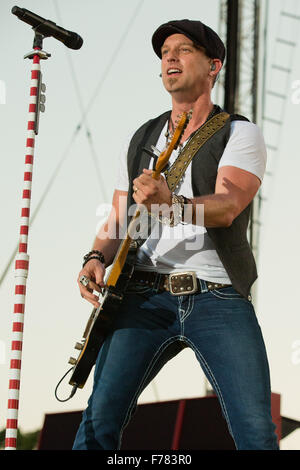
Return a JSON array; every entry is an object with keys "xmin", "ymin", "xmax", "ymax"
[{"xmin": 132, "ymin": 169, "xmax": 172, "ymax": 212}]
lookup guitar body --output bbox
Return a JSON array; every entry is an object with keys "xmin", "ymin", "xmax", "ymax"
[{"xmin": 68, "ymin": 259, "xmax": 135, "ymax": 389}]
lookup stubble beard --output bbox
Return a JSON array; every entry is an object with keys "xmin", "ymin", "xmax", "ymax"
[{"xmin": 165, "ymin": 76, "xmax": 185, "ymax": 94}]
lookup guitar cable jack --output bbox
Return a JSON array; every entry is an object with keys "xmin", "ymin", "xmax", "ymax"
[{"xmin": 54, "ymin": 367, "xmax": 78, "ymax": 402}]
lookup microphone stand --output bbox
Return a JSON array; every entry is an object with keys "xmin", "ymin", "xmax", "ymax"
[{"xmin": 5, "ymin": 31, "xmax": 50, "ymax": 450}]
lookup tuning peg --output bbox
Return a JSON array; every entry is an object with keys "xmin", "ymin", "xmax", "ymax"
[
  {"xmin": 68, "ymin": 357, "xmax": 77, "ymax": 365},
  {"xmin": 74, "ymin": 342, "xmax": 83, "ymax": 350}
]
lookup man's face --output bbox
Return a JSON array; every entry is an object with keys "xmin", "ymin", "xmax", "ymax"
[{"xmin": 160, "ymin": 33, "xmax": 212, "ymax": 99}]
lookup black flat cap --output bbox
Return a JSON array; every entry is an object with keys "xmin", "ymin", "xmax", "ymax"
[{"xmin": 152, "ymin": 19, "xmax": 226, "ymax": 63}]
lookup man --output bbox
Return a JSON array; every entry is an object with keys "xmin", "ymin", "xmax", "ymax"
[{"xmin": 73, "ymin": 20, "xmax": 279, "ymax": 450}]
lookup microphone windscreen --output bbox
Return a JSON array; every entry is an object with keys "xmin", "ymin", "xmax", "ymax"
[{"xmin": 64, "ymin": 32, "xmax": 83, "ymax": 50}]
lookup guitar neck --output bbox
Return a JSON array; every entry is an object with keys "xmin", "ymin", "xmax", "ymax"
[{"xmin": 105, "ymin": 208, "xmax": 141, "ymax": 287}]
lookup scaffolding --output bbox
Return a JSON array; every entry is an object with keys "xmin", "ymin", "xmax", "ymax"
[
  {"xmin": 260, "ymin": 1, "xmax": 300, "ymax": 224},
  {"xmin": 216, "ymin": 0, "xmax": 265, "ymax": 305}
]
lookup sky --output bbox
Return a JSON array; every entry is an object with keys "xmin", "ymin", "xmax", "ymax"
[{"xmin": 0, "ymin": 0, "xmax": 300, "ymax": 450}]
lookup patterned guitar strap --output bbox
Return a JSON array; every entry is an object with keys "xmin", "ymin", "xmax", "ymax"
[{"xmin": 164, "ymin": 111, "xmax": 230, "ymax": 191}]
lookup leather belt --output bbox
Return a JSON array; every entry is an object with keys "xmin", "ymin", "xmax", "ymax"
[{"xmin": 130, "ymin": 270, "xmax": 230, "ymax": 296}]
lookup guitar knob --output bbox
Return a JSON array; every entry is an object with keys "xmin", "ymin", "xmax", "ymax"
[
  {"xmin": 68, "ymin": 357, "xmax": 77, "ymax": 365},
  {"xmin": 75, "ymin": 342, "xmax": 83, "ymax": 350}
]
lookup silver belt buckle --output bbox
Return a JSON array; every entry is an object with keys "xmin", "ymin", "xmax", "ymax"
[{"xmin": 168, "ymin": 272, "xmax": 198, "ymax": 296}]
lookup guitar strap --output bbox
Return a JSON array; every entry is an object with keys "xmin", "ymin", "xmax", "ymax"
[{"xmin": 164, "ymin": 111, "xmax": 230, "ymax": 191}]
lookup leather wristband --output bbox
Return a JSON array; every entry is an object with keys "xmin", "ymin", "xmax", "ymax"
[{"xmin": 182, "ymin": 196, "xmax": 194, "ymax": 223}]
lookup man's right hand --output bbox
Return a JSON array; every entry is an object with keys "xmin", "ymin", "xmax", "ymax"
[{"xmin": 77, "ymin": 258, "xmax": 106, "ymax": 308}]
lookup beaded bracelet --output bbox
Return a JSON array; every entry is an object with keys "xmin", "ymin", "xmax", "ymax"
[{"xmin": 82, "ymin": 250, "xmax": 105, "ymax": 268}]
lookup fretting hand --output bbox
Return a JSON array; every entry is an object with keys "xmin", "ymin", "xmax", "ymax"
[{"xmin": 132, "ymin": 169, "xmax": 172, "ymax": 213}]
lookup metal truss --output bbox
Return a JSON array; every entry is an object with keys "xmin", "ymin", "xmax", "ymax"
[{"xmin": 216, "ymin": 0, "xmax": 263, "ymax": 305}]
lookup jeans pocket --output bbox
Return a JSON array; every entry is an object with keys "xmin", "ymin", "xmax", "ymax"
[{"xmin": 209, "ymin": 286, "xmax": 243, "ymax": 300}]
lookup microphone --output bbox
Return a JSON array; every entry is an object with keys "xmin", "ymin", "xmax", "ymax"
[{"xmin": 12, "ymin": 5, "xmax": 83, "ymax": 50}]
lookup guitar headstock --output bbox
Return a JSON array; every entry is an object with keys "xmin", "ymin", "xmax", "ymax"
[
  {"xmin": 152, "ymin": 110, "xmax": 193, "ymax": 178},
  {"xmin": 171, "ymin": 109, "xmax": 193, "ymax": 150}
]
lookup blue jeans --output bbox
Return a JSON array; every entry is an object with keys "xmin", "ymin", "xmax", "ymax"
[{"xmin": 73, "ymin": 281, "xmax": 279, "ymax": 450}]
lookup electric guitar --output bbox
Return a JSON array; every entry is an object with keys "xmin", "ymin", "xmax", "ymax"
[{"xmin": 66, "ymin": 111, "xmax": 191, "ymax": 394}]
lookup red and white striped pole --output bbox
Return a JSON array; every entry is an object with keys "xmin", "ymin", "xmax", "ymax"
[{"xmin": 5, "ymin": 38, "xmax": 48, "ymax": 450}]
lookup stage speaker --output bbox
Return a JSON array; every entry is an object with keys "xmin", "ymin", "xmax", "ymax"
[
  {"xmin": 121, "ymin": 393, "xmax": 281, "ymax": 449},
  {"xmin": 37, "ymin": 393, "xmax": 281, "ymax": 450},
  {"xmin": 38, "ymin": 410, "xmax": 82, "ymax": 450},
  {"xmin": 121, "ymin": 396, "xmax": 235, "ymax": 450}
]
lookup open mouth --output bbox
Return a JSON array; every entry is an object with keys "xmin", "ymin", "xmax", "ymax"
[{"xmin": 167, "ymin": 68, "xmax": 182, "ymax": 75}]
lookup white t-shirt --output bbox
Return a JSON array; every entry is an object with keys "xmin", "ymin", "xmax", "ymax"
[{"xmin": 115, "ymin": 120, "xmax": 267, "ymax": 283}]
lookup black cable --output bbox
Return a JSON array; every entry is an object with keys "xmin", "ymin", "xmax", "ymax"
[{"xmin": 54, "ymin": 367, "xmax": 78, "ymax": 402}]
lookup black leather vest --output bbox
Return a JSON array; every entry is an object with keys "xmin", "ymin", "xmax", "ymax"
[{"xmin": 126, "ymin": 109, "xmax": 257, "ymax": 299}]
